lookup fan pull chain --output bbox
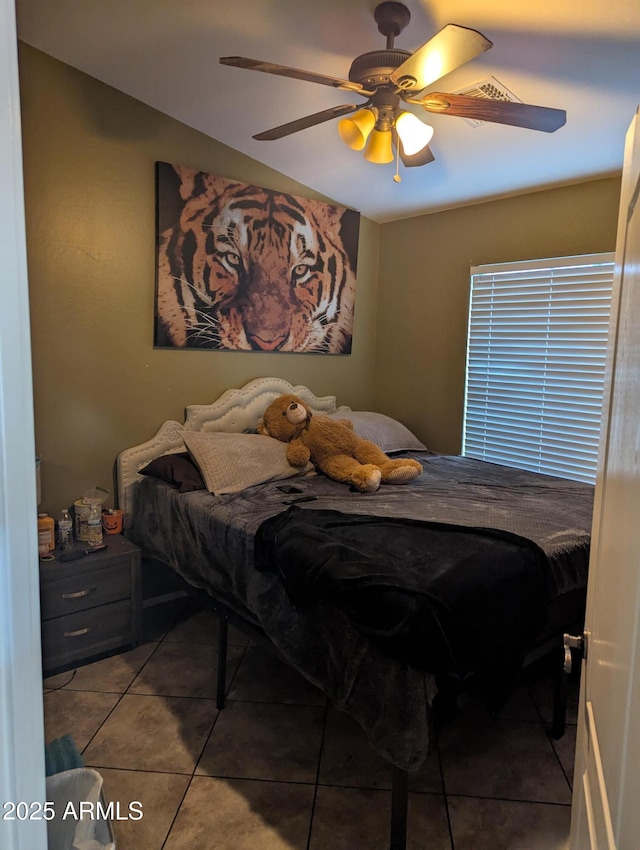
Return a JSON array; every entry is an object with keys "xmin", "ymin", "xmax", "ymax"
[{"xmin": 393, "ymin": 142, "xmax": 402, "ymax": 183}]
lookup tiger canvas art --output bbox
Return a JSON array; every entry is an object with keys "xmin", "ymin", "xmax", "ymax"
[{"xmin": 155, "ymin": 162, "xmax": 360, "ymax": 354}]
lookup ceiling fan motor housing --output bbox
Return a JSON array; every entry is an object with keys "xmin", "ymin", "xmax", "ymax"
[{"xmin": 348, "ymin": 49, "xmax": 411, "ymax": 87}]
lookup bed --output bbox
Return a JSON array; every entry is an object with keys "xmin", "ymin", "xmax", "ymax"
[{"xmin": 116, "ymin": 376, "xmax": 593, "ymax": 850}]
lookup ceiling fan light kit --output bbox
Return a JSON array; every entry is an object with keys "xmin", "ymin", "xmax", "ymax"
[
  {"xmin": 394, "ymin": 111, "xmax": 434, "ymax": 156},
  {"xmin": 220, "ymin": 0, "xmax": 566, "ymax": 179},
  {"xmin": 364, "ymin": 127, "xmax": 395, "ymax": 164},
  {"xmin": 338, "ymin": 105, "xmax": 433, "ymax": 160},
  {"xmin": 338, "ymin": 107, "xmax": 376, "ymax": 151}
]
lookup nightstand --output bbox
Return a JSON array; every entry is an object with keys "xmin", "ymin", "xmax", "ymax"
[{"xmin": 40, "ymin": 535, "xmax": 142, "ymax": 676}]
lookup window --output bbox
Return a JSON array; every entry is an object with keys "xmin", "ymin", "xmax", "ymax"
[{"xmin": 463, "ymin": 253, "xmax": 615, "ymax": 484}]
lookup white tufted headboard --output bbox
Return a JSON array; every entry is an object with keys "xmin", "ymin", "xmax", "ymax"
[{"xmin": 116, "ymin": 376, "xmax": 351, "ymax": 520}]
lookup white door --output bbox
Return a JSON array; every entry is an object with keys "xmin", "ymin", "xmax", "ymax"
[{"xmin": 570, "ymin": 108, "xmax": 640, "ymax": 850}]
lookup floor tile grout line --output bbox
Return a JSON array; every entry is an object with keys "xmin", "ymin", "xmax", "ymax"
[
  {"xmin": 82, "ymin": 763, "xmax": 572, "ymax": 798},
  {"xmin": 176, "ymin": 773, "xmax": 323, "ymax": 788},
  {"xmin": 157, "ymin": 599, "xmax": 252, "ymax": 649},
  {"xmin": 121, "ymin": 642, "xmax": 244, "ymax": 700},
  {"xmin": 160, "ymin": 639, "xmax": 252, "ymax": 849},
  {"xmin": 315, "ymin": 781, "xmax": 444, "ymax": 795},
  {"xmin": 526, "ymin": 680, "xmax": 553, "ymax": 726},
  {"xmin": 159, "ymin": 777, "xmax": 194, "ymax": 850},
  {"xmin": 155, "ymin": 600, "xmax": 203, "ymax": 645},
  {"xmin": 46, "ymin": 687, "xmax": 128, "ymax": 696},
  {"xmin": 306, "ymin": 701, "xmax": 330, "ymax": 850},
  {"xmin": 222, "ymin": 641, "xmax": 251, "ymax": 700},
  {"xmin": 122, "ymin": 640, "xmax": 166, "ymax": 696},
  {"xmin": 53, "ymin": 688, "xmax": 237, "ymax": 703},
  {"xmin": 112, "ymin": 769, "xmax": 566, "ymax": 799},
  {"xmin": 48, "ymin": 630, "xmax": 226, "ymax": 776},
  {"xmin": 46, "ymin": 687, "xmax": 325, "ymax": 707},
  {"xmin": 43, "ymin": 640, "xmax": 163, "ymax": 696},
  {"xmin": 81, "ymin": 763, "xmax": 195, "ymax": 777},
  {"xmin": 526, "ymin": 676, "xmax": 579, "ymax": 727},
  {"xmin": 43, "ymin": 651, "xmax": 159, "ymax": 762},
  {"xmin": 162, "ymin": 638, "xmax": 251, "ymax": 647},
  {"xmin": 541, "ymin": 721, "xmax": 576, "ymax": 794},
  {"xmin": 143, "ymin": 772, "xmax": 445, "ymax": 793},
  {"xmin": 187, "ymin": 638, "xmax": 251, "ymax": 772},
  {"xmin": 526, "ymin": 678, "xmax": 577, "ymax": 794},
  {"xmin": 444, "ymin": 792, "xmax": 573, "ymax": 807},
  {"xmin": 219, "ymin": 696, "xmax": 327, "ymax": 708},
  {"xmin": 79, "ymin": 690, "xmax": 128, "ymax": 758},
  {"xmin": 159, "ymin": 664, "xmax": 234, "ymax": 848}
]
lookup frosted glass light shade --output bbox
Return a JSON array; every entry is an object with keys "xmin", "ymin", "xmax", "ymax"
[
  {"xmin": 364, "ymin": 129, "xmax": 394, "ymax": 164},
  {"xmin": 395, "ymin": 111, "xmax": 434, "ymax": 156},
  {"xmin": 338, "ymin": 108, "xmax": 376, "ymax": 151}
]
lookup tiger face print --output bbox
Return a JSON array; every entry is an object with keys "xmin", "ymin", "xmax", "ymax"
[{"xmin": 155, "ymin": 163, "xmax": 359, "ymax": 354}]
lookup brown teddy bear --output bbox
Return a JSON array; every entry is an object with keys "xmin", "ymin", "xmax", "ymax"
[{"xmin": 258, "ymin": 393, "xmax": 423, "ymax": 493}]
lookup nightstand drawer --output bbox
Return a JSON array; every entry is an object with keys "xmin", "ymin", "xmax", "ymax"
[
  {"xmin": 40, "ymin": 564, "xmax": 131, "ymax": 619},
  {"xmin": 41, "ymin": 599, "xmax": 133, "ymax": 671}
]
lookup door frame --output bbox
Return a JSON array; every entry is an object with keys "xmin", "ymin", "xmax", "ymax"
[{"xmin": 0, "ymin": 1, "xmax": 47, "ymax": 848}]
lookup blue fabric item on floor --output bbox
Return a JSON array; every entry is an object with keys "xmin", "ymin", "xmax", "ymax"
[{"xmin": 45, "ymin": 734, "xmax": 84, "ymax": 776}]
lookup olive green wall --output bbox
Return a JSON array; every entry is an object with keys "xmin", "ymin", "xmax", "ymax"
[
  {"xmin": 376, "ymin": 177, "xmax": 621, "ymax": 454},
  {"xmin": 18, "ymin": 45, "xmax": 380, "ymax": 516}
]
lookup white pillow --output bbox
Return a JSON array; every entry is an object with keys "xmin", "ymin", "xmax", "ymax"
[
  {"xmin": 329, "ymin": 411, "xmax": 427, "ymax": 454},
  {"xmin": 183, "ymin": 432, "xmax": 312, "ymax": 495}
]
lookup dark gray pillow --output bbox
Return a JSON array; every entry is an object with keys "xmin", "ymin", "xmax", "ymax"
[{"xmin": 139, "ymin": 452, "xmax": 205, "ymax": 492}]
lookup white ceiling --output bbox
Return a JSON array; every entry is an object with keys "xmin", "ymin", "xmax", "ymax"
[{"xmin": 15, "ymin": 0, "xmax": 640, "ymax": 223}]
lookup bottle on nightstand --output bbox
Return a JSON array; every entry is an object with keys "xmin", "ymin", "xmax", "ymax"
[
  {"xmin": 58, "ymin": 509, "xmax": 73, "ymax": 552},
  {"xmin": 37, "ymin": 513, "xmax": 55, "ymax": 554},
  {"xmin": 87, "ymin": 503, "xmax": 103, "ymax": 547}
]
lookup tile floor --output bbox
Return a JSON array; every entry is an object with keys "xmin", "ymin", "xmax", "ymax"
[{"xmin": 43, "ymin": 600, "xmax": 578, "ymax": 849}]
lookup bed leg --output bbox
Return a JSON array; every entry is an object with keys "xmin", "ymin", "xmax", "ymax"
[
  {"xmin": 390, "ymin": 766, "xmax": 409, "ymax": 850},
  {"xmin": 216, "ymin": 612, "xmax": 229, "ymax": 710}
]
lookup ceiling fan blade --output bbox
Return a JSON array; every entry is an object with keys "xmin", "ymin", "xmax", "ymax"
[
  {"xmin": 220, "ymin": 57, "xmax": 375, "ymax": 96},
  {"xmin": 419, "ymin": 92, "xmax": 567, "ymax": 132},
  {"xmin": 253, "ymin": 104, "xmax": 360, "ymax": 141},
  {"xmin": 390, "ymin": 24, "xmax": 492, "ymax": 92},
  {"xmin": 400, "ymin": 143, "xmax": 436, "ymax": 168}
]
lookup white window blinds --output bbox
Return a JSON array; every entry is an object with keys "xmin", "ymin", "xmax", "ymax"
[{"xmin": 463, "ymin": 253, "xmax": 614, "ymax": 484}]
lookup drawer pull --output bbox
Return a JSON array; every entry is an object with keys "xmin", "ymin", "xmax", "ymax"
[
  {"xmin": 62, "ymin": 588, "xmax": 96, "ymax": 600},
  {"xmin": 63, "ymin": 627, "xmax": 91, "ymax": 638}
]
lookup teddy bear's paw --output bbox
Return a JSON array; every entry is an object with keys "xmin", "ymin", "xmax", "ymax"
[
  {"xmin": 383, "ymin": 464, "xmax": 422, "ymax": 485},
  {"xmin": 355, "ymin": 466, "xmax": 382, "ymax": 493}
]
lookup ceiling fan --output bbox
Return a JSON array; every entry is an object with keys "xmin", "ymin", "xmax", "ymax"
[{"xmin": 220, "ymin": 1, "xmax": 566, "ymax": 169}]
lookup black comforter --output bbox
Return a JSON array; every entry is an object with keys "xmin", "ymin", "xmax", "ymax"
[{"xmin": 255, "ymin": 506, "xmax": 550, "ymax": 707}]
